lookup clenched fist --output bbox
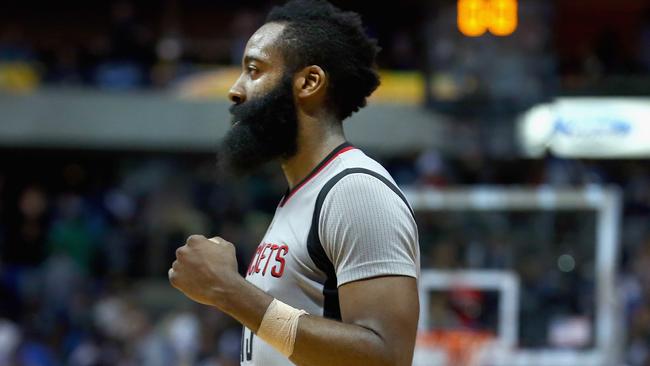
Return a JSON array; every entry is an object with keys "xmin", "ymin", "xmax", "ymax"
[{"xmin": 169, "ymin": 234, "xmax": 242, "ymax": 308}]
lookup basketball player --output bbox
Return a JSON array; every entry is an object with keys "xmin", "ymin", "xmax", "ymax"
[{"xmin": 168, "ymin": 1, "xmax": 420, "ymax": 365}]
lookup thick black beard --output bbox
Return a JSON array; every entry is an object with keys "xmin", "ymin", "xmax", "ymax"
[{"xmin": 218, "ymin": 76, "xmax": 298, "ymax": 177}]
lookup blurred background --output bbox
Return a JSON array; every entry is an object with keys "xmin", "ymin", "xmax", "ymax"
[{"xmin": 0, "ymin": 0, "xmax": 649, "ymax": 365}]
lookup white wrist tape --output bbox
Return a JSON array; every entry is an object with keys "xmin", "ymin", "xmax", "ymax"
[{"xmin": 256, "ymin": 299, "xmax": 308, "ymax": 357}]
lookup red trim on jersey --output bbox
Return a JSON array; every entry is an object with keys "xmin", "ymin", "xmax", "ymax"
[{"xmin": 279, "ymin": 143, "xmax": 356, "ymax": 207}]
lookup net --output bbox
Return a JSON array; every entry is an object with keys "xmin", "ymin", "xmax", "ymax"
[{"xmin": 414, "ymin": 330, "xmax": 497, "ymax": 366}]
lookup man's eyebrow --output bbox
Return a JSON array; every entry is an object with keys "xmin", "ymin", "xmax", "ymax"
[{"xmin": 243, "ymin": 55, "xmax": 267, "ymax": 65}]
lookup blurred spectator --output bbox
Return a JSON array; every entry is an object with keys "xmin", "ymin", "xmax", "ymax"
[
  {"xmin": 45, "ymin": 47, "xmax": 83, "ymax": 85},
  {"xmin": 229, "ymin": 11, "xmax": 262, "ymax": 66},
  {"xmin": 6, "ymin": 186, "xmax": 49, "ymax": 266},
  {"xmin": 415, "ymin": 149, "xmax": 448, "ymax": 187},
  {"xmin": 640, "ymin": 8, "xmax": 650, "ymax": 73},
  {"xmin": 0, "ymin": 26, "xmax": 35, "ymax": 62},
  {"xmin": 0, "ymin": 26, "xmax": 40, "ymax": 92},
  {"xmin": 47, "ymin": 193, "xmax": 100, "ymax": 274},
  {"xmin": 93, "ymin": 1, "xmax": 154, "ymax": 90},
  {"xmin": 0, "ymin": 319, "xmax": 20, "ymax": 365}
]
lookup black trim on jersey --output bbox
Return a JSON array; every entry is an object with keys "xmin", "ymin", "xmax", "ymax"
[
  {"xmin": 306, "ymin": 168, "xmax": 415, "ymax": 320},
  {"xmin": 280, "ymin": 142, "xmax": 353, "ymax": 205}
]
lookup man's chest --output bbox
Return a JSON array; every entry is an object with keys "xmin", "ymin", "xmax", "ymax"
[{"xmin": 244, "ymin": 202, "xmax": 322, "ymax": 292}]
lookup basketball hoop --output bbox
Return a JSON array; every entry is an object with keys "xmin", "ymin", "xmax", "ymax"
[{"xmin": 415, "ymin": 330, "xmax": 497, "ymax": 366}]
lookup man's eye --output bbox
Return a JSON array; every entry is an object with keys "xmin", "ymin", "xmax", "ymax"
[{"xmin": 247, "ymin": 66, "xmax": 258, "ymax": 75}]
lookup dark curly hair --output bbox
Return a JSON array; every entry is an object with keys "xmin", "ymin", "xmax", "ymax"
[{"xmin": 266, "ymin": 0, "xmax": 381, "ymax": 121}]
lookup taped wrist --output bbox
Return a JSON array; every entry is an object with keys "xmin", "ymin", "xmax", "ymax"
[{"xmin": 256, "ymin": 299, "xmax": 308, "ymax": 357}]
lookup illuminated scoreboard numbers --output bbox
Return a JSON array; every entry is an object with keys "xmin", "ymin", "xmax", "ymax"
[
  {"xmin": 457, "ymin": 0, "xmax": 487, "ymax": 37},
  {"xmin": 489, "ymin": 0, "xmax": 518, "ymax": 36},
  {"xmin": 457, "ymin": 0, "xmax": 518, "ymax": 37}
]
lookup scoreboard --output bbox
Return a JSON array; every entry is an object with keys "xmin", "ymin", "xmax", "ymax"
[{"xmin": 457, "ymin": 0, "xmax": 518, "ymax": 37}]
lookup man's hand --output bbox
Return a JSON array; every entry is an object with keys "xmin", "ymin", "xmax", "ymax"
[{"xmin": 168, "ymin": 234, "xmax": 241, "ymax": 308}]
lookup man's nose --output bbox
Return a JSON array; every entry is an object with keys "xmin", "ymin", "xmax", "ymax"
[{"xmin": 228, "ymin": 87, "xmax": 246, "ymax": 104}]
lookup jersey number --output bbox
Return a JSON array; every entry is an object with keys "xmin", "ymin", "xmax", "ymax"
[{"xmin": 241, "ymin": 327, "xmax": 254, "ymax": 362}]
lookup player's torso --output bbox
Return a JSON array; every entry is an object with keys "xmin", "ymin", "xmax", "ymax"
[
  {"xmin": 244, "ymin": 188, "xmax": 325, "ymax": 311},
  {"xmin": 240, "ymin": 187, "xmax": 323, "ymax": 365},
  {"xmin": 240, "ymin": 145, "xmax": 394, "ymax": 365}
]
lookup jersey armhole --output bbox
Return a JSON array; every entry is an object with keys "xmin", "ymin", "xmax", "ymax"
[{"xmin": 305, "ymin": 168, "xmax": 414, "ymax": 320}]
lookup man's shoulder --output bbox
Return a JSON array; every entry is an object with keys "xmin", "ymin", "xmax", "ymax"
[
  {"xmin": 319, "ymin": 150, "xmax": 414, "ymax": 219},
  {"xmin": 328, "ymin": 148, "xmax": 396, "ymax": 186}
]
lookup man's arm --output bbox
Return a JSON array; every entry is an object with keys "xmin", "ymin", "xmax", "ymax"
[
  {"xmin": 169, "ymin": 235, "xmax": 419, "ymax": 366},
  {"xmin": 291, "ymin": 275, "xmax": 419, "ymax": 366}
]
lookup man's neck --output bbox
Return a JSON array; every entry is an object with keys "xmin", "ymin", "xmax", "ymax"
[{"xmin": 281, "ymin": 126, "xmax": 346, "ymax": 190}]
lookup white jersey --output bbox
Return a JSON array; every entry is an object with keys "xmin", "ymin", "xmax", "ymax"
[{"xmin": 240, "ymin": 142, "xmax": 420, "ymax": 365}]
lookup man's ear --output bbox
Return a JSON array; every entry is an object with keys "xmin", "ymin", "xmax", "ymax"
[{"xmin": 294, "ymin": 65, "xmax": 327, "ymax": 99}]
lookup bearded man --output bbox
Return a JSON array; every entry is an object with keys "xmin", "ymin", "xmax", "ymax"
[{"xmin": 169, "ymin": 1, "xmax": 420, "ymax": 365}]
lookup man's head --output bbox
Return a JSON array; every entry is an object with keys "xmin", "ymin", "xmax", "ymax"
[{"xmin": 219, "ymin": 0, "xmax": 380, "ymax": 176}]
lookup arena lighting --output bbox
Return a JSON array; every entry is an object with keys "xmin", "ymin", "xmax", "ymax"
[{"xmin": 457, "ymin": 0, "xmax": 518, "ymax": 37}]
